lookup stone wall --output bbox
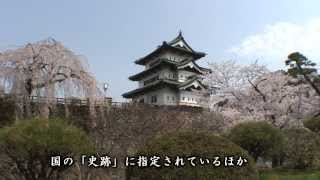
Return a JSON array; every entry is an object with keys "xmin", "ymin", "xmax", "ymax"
[{"xmin": 0, "ymin": 96, "xmax": 224, "ymax": 180}]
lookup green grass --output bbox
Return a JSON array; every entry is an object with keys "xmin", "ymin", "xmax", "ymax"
[{"xmin": 259, "ymin": 169, "xmax": 320, "ymax": 180}]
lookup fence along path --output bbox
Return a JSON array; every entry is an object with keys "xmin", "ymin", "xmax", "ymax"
[
  {"xmin": 0, "ymin": 93, "xmax": 121, "ymax": 106},
  {"xmin": 0, "ymin": 94, "xmax": 204, "ymax": 110}
]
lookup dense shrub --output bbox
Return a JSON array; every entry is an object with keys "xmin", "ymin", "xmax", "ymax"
[
  {"xmin": 0, "ymin": 97, "xmax": 15, "ymax": 127},
  {"xmin": 0, "ymin": 118, "xmax": 94, "ymax": 180},
  {"xmin": 227, "ymin": 121, "xmax": 284, "ymax": 161},
  {"xmin": 304, "ymin": 117, "xmax": 320, "ymax": 134},
  {"xmin": 282, "ymin": 128, "xmax": 320, "ymax": 169},
  {"xmin": 126, "ymin": 131, "xmax": 258, "ymax": 180}
]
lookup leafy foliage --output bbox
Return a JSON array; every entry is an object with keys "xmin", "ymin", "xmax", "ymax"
[
  {"xmin": 127, "ymin": 131, "xmax": 258, "ymax": 180},
  {"xmin": 0, "ymin": 118, "xmax": 94, "ymax": 180},
  {"xmin": 286, "ymin": 52, "xmax": 320, "ymax": 96},
  {"xmin": 260, "ymin": 170, "xmax": 320, "ymax": 180},
  {"xmin": 304, "ymin": 117, "xmax": 320, "ymax": 134},
  {"xmin": 0, "ymin": 97, "xmax": 15, "ymax": 128},
  {"xmin": 286, "ymin": 52, "xmax": 318, "ymax": 78},
  {"xmin": 227, "ymin": 121, "xmax": 284, "ymax": 161},
  {"xmin": 282, "ymin": 128, "xmax": 320, "ymax": 169}
]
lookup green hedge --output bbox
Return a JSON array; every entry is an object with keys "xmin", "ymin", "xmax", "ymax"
[
  {"xmin": 126, "ymin": 131, "xmax": 258, "ymax": 180},
  {"xmin": 227, "ymin": 121, "xmax": 283, "ymax": 162},
  {"xmin": 0, "ymin": 118, "xmax": 94, "ymax": 179},
  {"xmin": 282, "ymin": 128, "xmax": 320, "ymax": 169},
  {"xmin": 304, "ymin": 117, "xmax": 320, "ymax": 134}
]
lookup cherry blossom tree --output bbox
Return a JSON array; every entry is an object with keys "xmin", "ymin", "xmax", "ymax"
[
  {"xmin": 204, "ymin": 60, "xmax": 320, "ymax": 128},
  {"xmin": 243, "ymin": 71, "xmax": 319, "ymax": 127},
  {"xmin": 0, "ymin": 38, "xmax": 103, "ymax": 121},
  {"xmin": 203, "ymin": 60, "xmax": 268, "ymax": 110}
]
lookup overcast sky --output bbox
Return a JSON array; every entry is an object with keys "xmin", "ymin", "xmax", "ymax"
[{"xmin": 1, "ymin": 0, "xmax": 320, "ymax": 101}]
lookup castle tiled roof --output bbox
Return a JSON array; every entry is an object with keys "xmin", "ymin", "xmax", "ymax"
[
  {"xmin": 134, "ymin": 33, "xmax": 206, "ymax": 65},
  {"xmin": 122, "ymin": 76, "xmax": 207, "ymax": 98},
  {"xmin": 129, "ymin": 58, "xmax": 211, "ymax": 81},
  {"xmin": 129, "ymin": 58, "xmax": 178, "ymax": 81},
  {"xmin": 123, "ymin": 32, "xmax": 210, "ymax": 100},
  {"xmin": 122, "ymin": 79, "xmax": 179, "ymax": 98}
]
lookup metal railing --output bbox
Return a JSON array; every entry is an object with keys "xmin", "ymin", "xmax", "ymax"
[{"xmin": 0, "ymin": 94, "xmax": 113, "ymax": 106}]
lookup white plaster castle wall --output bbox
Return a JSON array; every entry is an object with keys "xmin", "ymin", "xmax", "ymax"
[
  {"xmin": 147, "ymin": 87, "xmax": 177, "ymax": 105},
  {"xmin": 161, "ymin": 88, "xmax": 178, "ymax": 105},
  {"xmin": 132, "ymin": 87, "xmax": 178, "ymax": 106},
  {"xmin": 132, "ymin": 49, "xmax": 206, "ymax": 107},
  {"xmin": 133, "ymin": 88, "xmax": 206, "ymax": 107},
  {"xmin": 138, "ymin": 67, "xmax": 177, "ymax": 88},
  {"xmin": 145, "ymin": 51, "xmax": 192, "ymax": 69},
  {"xmin": 178, "ymin": 90, "xmax": 202, "ymax": 107},
  {"xmin": 178, "ymin": 70, "xmax": 197, "ymax": 82},
  {"xmin": 138, "ymin": 81, "xmax": 144, "ymax": 88},
  {"xmin": 159, "ymin": 67, "xmax": 176, "ymax": 80},
  {"xmin": 137, "ymin": 70, "xmax": 160, "ymax": 88},
  {"xmin": 138, "ymin": 68, "xmax": 198, "ymax": 88}
]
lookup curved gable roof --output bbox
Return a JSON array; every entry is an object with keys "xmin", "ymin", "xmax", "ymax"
[
  {"xmin": 134, "ymin": 32, "xmax": 206, "ymax": 65},
  {"xmin": 167, "ymin": 31, "xmax": 195, "ymax": 52}
]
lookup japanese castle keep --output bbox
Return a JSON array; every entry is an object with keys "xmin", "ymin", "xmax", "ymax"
[{"xmin": 122, "ymin": 32, "xmax": 211, "ymax": 108}]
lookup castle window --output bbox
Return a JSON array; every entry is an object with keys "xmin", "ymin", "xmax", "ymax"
[
  {"xmin": 169, "ymin": 56, "xmax": 176, "ymax": 61},
  {"xmin": 151, "ymin": 95, "xmax": 157, "ymax": 103},
  {"xmin": 139, "ymin": 98, "xmax": 144, "ymax": 103},
  {"xmin": 123, "ymin": 33, "xmax": 208, "ymax": 108}
]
